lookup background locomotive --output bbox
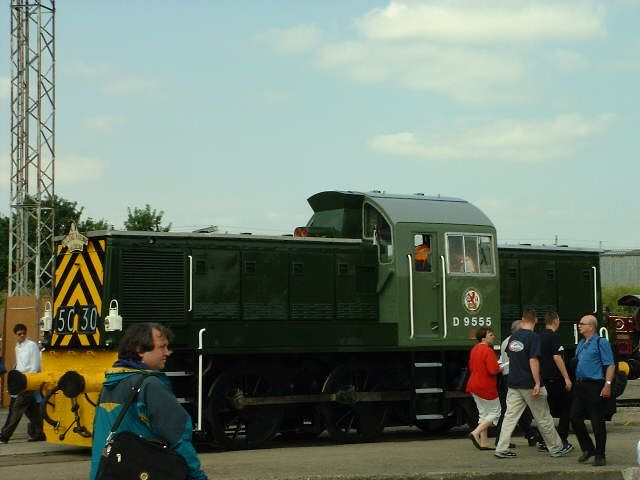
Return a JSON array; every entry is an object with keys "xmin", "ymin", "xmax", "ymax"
[{"xmin": 9, "ymin": 190, "xmax": 614, "ymax": 450}]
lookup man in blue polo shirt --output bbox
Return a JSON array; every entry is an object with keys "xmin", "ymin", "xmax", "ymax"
[{"xmin": 571, "ymin": 314, "xmax": 615, "ymax": 467}]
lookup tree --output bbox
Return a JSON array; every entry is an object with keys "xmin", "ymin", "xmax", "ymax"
[
  {"xmin": 0, "ymin": 195, "xmax": 111, "ymax": 292},
  {"xmin": 38, "ymin": 195, "xmax": 110, "ymax": 235},
  {"xmin": 124, "ymin": 204, "xmax": 171, "ymax": 232},
  {"xmin": 78, "ymin": 217, "xmax": 111, "ymax": 232}
]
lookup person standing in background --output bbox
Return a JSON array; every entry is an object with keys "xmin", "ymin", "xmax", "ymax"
[
  {"xmin": 0, "ymin": 324, "xmax": 45, "ymax": 443},
  {"xmin": 571, "ymin": 314, "xmax": 615, "ymax": 467}
]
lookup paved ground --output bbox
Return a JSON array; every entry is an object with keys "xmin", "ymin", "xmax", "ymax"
[{"xmin": 0, "ymin": 381, "xmax": 639, "ymax": 480}]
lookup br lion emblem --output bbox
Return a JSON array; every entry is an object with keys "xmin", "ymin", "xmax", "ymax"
[{"xmin": 463, "ymin": 289, "xmax": 481, "ymax": 312}]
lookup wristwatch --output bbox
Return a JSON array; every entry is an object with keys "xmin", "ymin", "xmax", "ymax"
[{"xmin": 605, "ymin": 380, "xmax": 612, "ymax": 385}]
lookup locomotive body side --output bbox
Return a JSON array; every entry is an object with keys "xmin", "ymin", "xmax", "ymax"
[
  {"xmin": 23, "ymin": 190, "xmax": 503, "ymax": 448},
  {"xmin": 498, "ymin": 245, "xmax": 603, "ymax": 348}
]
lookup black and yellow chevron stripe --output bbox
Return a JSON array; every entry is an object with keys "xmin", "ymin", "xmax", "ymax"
[{"xmin": 51, "ymin": 239, "xmax": 105, "ymax": 347}]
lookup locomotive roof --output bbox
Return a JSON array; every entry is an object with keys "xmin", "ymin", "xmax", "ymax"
[
  {"xmin": 308, "ymin": 190, "xmax": 494, "ymax": 228},
  {"xmin": 498, "ymin": 244, "xmax": 602, "ymax": 253},
  {"xmin": 57, "ymin": 230, "xmax": 363, "ymax": 244}
]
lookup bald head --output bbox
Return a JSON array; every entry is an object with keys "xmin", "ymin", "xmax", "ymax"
[
  {"xmin": 578, "ymin": 314, "xmax": 598, "ymax": 338},
  {"xmin": 581, "ymin": 315, "xmax": 597, "ymax": 328}
]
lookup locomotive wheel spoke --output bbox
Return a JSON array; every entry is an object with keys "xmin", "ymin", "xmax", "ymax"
[
  {"xmin": 320, "ymin": 363, "xmax": 387, "ymax": 443},
  {"xmin": 208, "ymin": 369, "xmax": 284, "ymax": 450}
]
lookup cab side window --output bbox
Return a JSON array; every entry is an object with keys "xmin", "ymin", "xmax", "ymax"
[
  {"xmin": 364, "ymin": 204, "xmax": 393, "ymax": 263},
  {"xmin": 447, "ymin": 234, "xmax": 495, "ymax": 275},
  {"xmin": 414, "ymin": 234, "xmax": 432, "ymax": 272}
]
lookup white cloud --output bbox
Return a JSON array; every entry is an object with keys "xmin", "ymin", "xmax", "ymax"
[
  {"xmin": 261, "ymin": 24, "xmax": 323, "ymax": 54},
  {"xmin": 57, "ymin": 154, "xmax": 105, "ymax": 184},
  {"xmin": 100, "ymin": 77, "xmax": 160, "ymax": 96},
  {"xmin": 0, "ymin": 152, "xmax": 104, "ymax": 188},
  {"xmin": 357, "ymin": 1, "xmax": 606, "ymax": 43},
  {"xmin": 369, "ymin": 113, "xmax": 615, "ymax": 163},
  {"xmin": 315, "ymin": 41, "xmax": 526, "ymax": 104},
  {"xmin": 84, "ymin": 115, "xmax": 126, "ymax": 131},
  {"xmin": 265, "ymin": 2, "xmax": 608, "ymax": 105}
]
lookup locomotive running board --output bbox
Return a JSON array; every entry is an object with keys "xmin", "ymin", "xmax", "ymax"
[{"xmin": 231, "ymin": 390, "xmax": 412, "ymax": 409}]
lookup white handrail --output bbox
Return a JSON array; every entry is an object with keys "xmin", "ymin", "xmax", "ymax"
[
  {"xmin": 407, "ymin": 254, "xmax": 415, "ymax": 339},
  {"xmin": 592, "ymin": 266, "xmax": 598, "ymax": 313},
  {"xmin": 196, "ymin": 328, "xmax": 206, "ymax": 431},
  {"xmin": 441, "ymin": 255, "xmax": 447, "ymax": 339},
  {"xmin": 188, "ymin": 255, "xmax": 193, "ymax": 312},
  {"xmin": 599, "ymin": 326, "xmax": 609, "ymax": 340}
]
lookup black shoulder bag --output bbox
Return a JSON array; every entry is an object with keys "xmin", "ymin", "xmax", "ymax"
[{"xmin": 96, "ymin": 374, "xmax": 189, "ymax": 480}]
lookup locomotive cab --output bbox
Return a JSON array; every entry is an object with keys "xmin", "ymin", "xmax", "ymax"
[{"xmin": 304, "ymin": 191, "xmax": 500, "ymax": 347}]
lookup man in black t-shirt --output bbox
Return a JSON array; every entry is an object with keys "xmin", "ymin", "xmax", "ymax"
[
  {"xmin": 539, "ymin": 312, "xmax": 572, "ymax": 450},
  {"xmin": 494, "ymin": 310, "xmax": 573, "ymax": 459}
]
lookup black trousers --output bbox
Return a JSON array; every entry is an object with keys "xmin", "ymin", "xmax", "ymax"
[
  {"xmin": 0, "ymin": 392, "xmax": 44, "ymax": 441},
  {"xmin": 495, "ymin": 374, "xmax": 538, "ymax": 444},
  {"xmin": 544, "ymin": 377, "xmax": 571, "ymax": 444},
  {"xmin": 570, "ymin": 380, "xmax": 607, "ymax": 456}
]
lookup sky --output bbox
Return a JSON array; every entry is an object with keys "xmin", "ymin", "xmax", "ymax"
[{"xmin": 0, "ymin": 0, "xmax": 638, "ymax": 248}]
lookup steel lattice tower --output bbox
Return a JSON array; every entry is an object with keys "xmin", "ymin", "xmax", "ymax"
[{"xmin": 9, "ymin": 0, "xmax": 55, "ymax": 298}]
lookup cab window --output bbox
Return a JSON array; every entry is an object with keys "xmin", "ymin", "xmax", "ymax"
[
  {"xmin": 363, "ymin": 204, "xmax": 393, "ymax": 263},
  {"xmin": 447, "ymin": 234, "xmax": 495, "ymax": 275},
  {"xmin": 414, "ymin": 234, "xmax": 432, "ymax": 272}
]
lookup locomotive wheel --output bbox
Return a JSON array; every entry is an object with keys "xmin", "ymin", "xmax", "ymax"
[
  {"xmin": 208, "ymin": 369, "xmax": 284, "ymax": 450},
  {"xmin": 320, "ymin": 363, "xmax": 387, "ymax": 443}
]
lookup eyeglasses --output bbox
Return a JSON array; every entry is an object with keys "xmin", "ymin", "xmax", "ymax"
[
  {"xmin": 16, "ymin": 332, "xmax": 26, "ymax": 336},
  {"xmin": 578, "ymin": 322, "xmax": 590, "ymax": 326}
]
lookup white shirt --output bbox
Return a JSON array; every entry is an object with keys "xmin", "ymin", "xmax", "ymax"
[
  {"xmin": 499, "ymin": 336, "xmax": 510, "ymax": 376},
  {"xmin": 15, "ymin": 338, "xmax": 41, "ymax": 373}
]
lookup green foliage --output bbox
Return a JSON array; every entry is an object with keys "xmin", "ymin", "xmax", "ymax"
[
  {"xmin": 78, "ymin": 217, "xmax": 111, "ymax": 232},
  {"xmin": 124, "ymin": 204, "xmax": 171, "ymax": 232},
  {"xmin": 43, "ymin": 196, "xmax": 110, "ymax": 235},
  {"xmin": 602, "ymin": 284, "xmax": 640, "ymax": 316}
]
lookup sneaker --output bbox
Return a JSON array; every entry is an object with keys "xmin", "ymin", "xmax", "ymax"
[
  {"xmin": 494, "ymin": 450, "xmax": 517, "ymax": 458},
  {"xmin": 593, "ymin": 455, "xmax": 606, "ymax": 466},
  {"xmin": 0, "ymin": 437, "xmax": 8, "ymax": 444},
  {"xmin": 527, "ymin": 435, "xmax": 538, "ymax": 447},
  {"xmin": 550, "ymin": 443, "xmax": 574, "ymax": 457},
  {"xmin": 28, "ymin": 436, "xmax": 46, "ymax": 442},
  {"xmin": 537, "ymin": 442, "xmax": 548, "ymax": 452}
]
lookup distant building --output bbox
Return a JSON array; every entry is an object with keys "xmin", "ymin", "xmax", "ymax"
[{"xmin": 600, "ymin": 249, "xmax": 640, "ymax": 286}]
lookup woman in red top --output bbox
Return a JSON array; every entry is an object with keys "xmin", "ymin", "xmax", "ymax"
[{"xmin": 466, "ymin": 326, "xmax": 502, "ymax": 450}]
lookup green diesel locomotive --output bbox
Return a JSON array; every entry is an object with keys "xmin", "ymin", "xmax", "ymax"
[{"xmin": 15, "ymin": 190, "xmax": 606, "ymax": 449}]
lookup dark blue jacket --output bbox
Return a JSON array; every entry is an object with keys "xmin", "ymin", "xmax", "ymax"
[{"xmin": 89, "ymin": 365, "xmax": 206, "ymax": 480}]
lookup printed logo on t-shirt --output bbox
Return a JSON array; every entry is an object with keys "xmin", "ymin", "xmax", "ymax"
[{"xmin": 508, "ymin": 340, "xmax": 524, "ymax": 352}]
